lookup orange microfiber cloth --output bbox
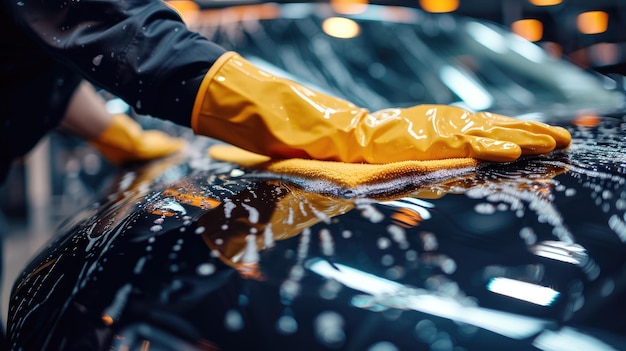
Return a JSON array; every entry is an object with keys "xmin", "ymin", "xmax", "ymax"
[{"xmin": 208, "ymin": 144, "xmax": 479, "ymax": 197}]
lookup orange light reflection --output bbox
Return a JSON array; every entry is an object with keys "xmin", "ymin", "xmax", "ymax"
[
  {"xmin": 391, "ymin": 208, "xmax": 423, "ymax": 228},
  {"xmin": 162, "ymin": 188, "xmax": 221, "ymax": 209},
  {"xmin": 577, "ymin": 11, "xmax": 608, "ymax": 35},
  {"xmin": 573, "ymin": 114, "xmax": 601, "ymax": 127},
  {"xmin": 511, "ymin": 19, "xmax": 543, "ymax": 42},
  {"xmin": 102, "ymin": 314, "xmax": 114, "ymax": 326},
  {"xmin": 419, "ymin": 0, "xmax": 459, "ymax": 13},
  {"xmin": 165, "ymin": 0, "xmax": 200, "ymax": 26},
  {"xmin": 322, "ymin": 17, "xmax": 361, "ymax": 39},
  {"xmin": 330, "ymin": 0, "xmax": 368, "ymax": 14},
  {"xmin": 529, "ymin": 0, "xmax": 562, "ymax": 6}
]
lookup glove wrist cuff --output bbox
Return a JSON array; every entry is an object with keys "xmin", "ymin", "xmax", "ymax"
[{"xmin": 191, "ymin": 51, "xmax": 240, "ymax": 135}]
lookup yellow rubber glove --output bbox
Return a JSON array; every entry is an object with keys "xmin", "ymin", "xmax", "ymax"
[
  {"xmin": 192, "ymin": 52, "xmax": 571, "ymax": 163},
  {"xmin": 91, "ymin": 114, "xmax": 186, "ymax": 165}
]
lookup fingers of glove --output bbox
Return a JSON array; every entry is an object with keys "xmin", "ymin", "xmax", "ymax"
[
  {"xmin": 479, "ymin": 112, "xmax": 572, "ymax": 148},
  {"xmin": 465, "ymin": 137, "xmax": 522, "ymax": 162},
  {"xmin": 97, "ymin": 130, "xmax": 186, "ymax": 165},
  {"xmin": 468, "ymin": 127, "xmax": 557, "ymax": 155},
  {"xmin": 542, "ymin": 126, "xmax": 571, "ymax": 149},
  {"xmin": 134, "ymin": 131, "xmax": 187, "ymax": 159}
]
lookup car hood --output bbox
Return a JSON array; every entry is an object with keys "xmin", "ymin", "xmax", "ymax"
[
  {"xmin": 8, "ymin": 115, "xmax": 626, "ymax": 351},
  {"xmin": 8, "ymin": 3, "xmax": 626, "ymax": 350}
]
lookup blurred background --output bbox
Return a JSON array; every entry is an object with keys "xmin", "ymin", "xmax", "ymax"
[
  {"xmin": 412, "ymin": 0, "xmax": 626, "ymax": 74},
  {"xmin": 1, "ymin": 0, "xmax": 625, "ymax": 327}
]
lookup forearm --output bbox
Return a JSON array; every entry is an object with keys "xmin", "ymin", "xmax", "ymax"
[
  {"xmin": 59, "ymin": 81, "xmax": 186, "ymax": 164},
  {"xmin": 58, "ymin": 81, "xmax": 111, "ymax": 140}
]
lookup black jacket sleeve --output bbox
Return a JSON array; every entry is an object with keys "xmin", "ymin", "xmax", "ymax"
[{"xmin": 5, "ymin": 0, "xmax": 226, "ymax": 125}]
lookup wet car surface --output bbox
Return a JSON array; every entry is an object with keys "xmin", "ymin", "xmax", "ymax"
[{"xmin": 8, "ymin": 3, "xmax": 626, "ymax": 351}]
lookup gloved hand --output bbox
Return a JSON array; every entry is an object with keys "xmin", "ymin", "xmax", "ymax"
[
  {"xmin": 192, "ymin": 52, "xmax": 571, "ymax": 163},
  {"xmin": 91, "ymin": 114, "xmax": 186, "ymax": 165}
]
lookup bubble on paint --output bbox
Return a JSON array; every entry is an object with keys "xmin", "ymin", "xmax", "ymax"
[
  {"xmin": 608, "ymin": 214, "xmax": 626, "ymax": 242},
  {"xmin": 495, "ymin": 202, "xmax": 508, "ymax": 211},
  {"xmin": 600, "ymin": 278, "xmax": 615, "ymax": 297},
  {"xmin": 242, "ymin": 234, "xmax": 260, "ymax": 264},
  {"xmin": 133, "ymin": 256, "xmax": 146, "ymax": 274},
  {"xmin": 377, "ymin": 237, "xmax": 391, "ymax": 250},
  {"xmin": 405, "ymin": 250, "xmax": 418, "ymax": 261},
  {"xmin": 430, "ymin": 332, "xmax": 454, "ymax": 351},
  {"xmin": 519, "ymin": 227, "xmax": 537, "ymax": 245},
  {"xmin": 440, "ymin": 256, "xmax": 457, "ymax": 274},
  {"xmin": 315, "ymin": 311, "xmax": 345, "ymax": 347},
  {"xmin": 242, "ymin": 203, "xmax": 260, "ymax": 224},
  {"xmin": 224, "ymin": 309, "xmax": 244, "ymax": 331},
  {"xmin": 319, "ymin": 228, "xmax": 334, "ymax": 256},
  {"xmin": 387, "ymin": 224, "xmax": 408, "ymax": 249},
  {"xmin": 414, "ymin": 319, "xmax": 437, "ymax": 343},
  {"xmin": 385, "ymin": 266, "xmax": 403, "ymax": 280},
  {"xmin": 357, "ymin": 201, "xmax": 385, "ymax": 223},
  {"xmin": 420, "ymin": 232, "xmax": 438, "ymax": 251},
  {"xmin": 474, "ymin": 202, "xmax": 496, "ymax": 215},
  {"xmin": 280, "ymin": 279, "xmax": 301, "ymax": 301},
  {"xmin": 289, "ymin": 265, "xmax": 305, "ymax": 281},
  {"xmin": 263, "ymin": 224, "xmax": 275, "ymax": 248},
  {"xmin": 230, "ymin": 169, "xmax": 245, "ymax": 177},
  {"xmin": 381, "ymin": 254, "xmax": 394, "ymax": 266},
  {"xmin": 320, "ymin": 279, "xmax": 342, "ymax": 300},
  {"xmin": 223, "ymin": 200, "xmax": 236, "ymax": 218},
  {"xmin": 297, "ymin": 228, "xmax": 312, "ymax": 260},
  {"xmin": 367, "ymin": 342, "xmax": 399, "ymax": 351},
  {"xmin": 276, "ymin": 314, "xmax": 298, "ymax": 334},
  {"xmin": 196, "ymin": 263, "xmax": 216, "ymax": 276}
]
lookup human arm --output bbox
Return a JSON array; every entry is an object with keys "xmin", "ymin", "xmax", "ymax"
[
  {"xmin": 58, "ymin": 82, "xmax": 114, "ymax": 140},
  {"xmin": 6, "ymin": 0, "xmax": 570, "ymax": 163},
  {"xmin": 191, "ymin": 52, "xmax": 571, "ymax": 163},
  {"xmin": 59, "ymin": 81, "xmax": 185, "ymax": 164}
]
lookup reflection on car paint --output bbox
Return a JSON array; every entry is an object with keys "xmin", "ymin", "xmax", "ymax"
[
  {"xmin": 9, "ymin": 0, "xmax": 626, "ymax": 344},
  {"xmin": 8, "ymin": 118, "xmax": 626, "ymax": 350}
]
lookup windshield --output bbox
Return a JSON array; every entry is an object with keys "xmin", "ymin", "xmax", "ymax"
[{"xmin": 196, "ymin": 3, "xmax": 625, "ymax": 119}]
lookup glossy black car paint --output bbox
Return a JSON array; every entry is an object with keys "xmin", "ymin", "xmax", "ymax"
[{"xmin": 8, "ymin": 3, "xmax": 626, "ymax": 351}]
